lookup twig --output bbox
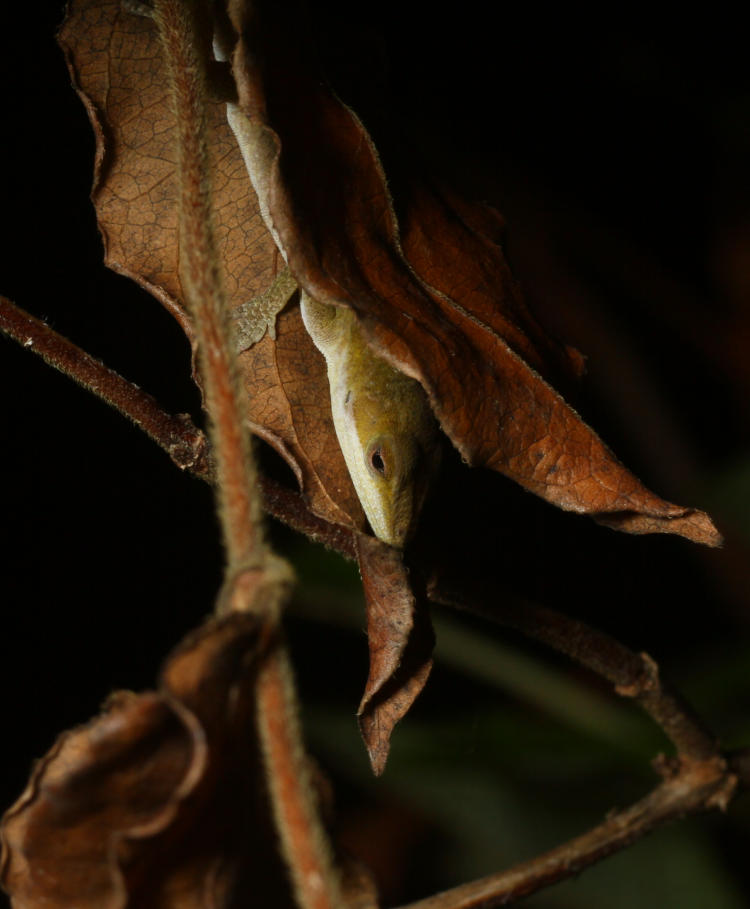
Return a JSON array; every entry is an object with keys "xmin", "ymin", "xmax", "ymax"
[
  {"xmin": 259, "ymin": 479, "xmax": 357, "ymax": 560},
  {"xmin": 257, "ymin": 644, "xmax": 346, "ymax": 909},
  {"xmin": 151, "ymin": 3, "xmax": 344, "ymax": 907},
  {"xmin": 430, "ymin": 585, "xmax": 716, "ymax": 761},
  {"xmin": 414, "ymin": 583, "xmax": 743, "ymax": 907},
  {"xmin": 0, "ymin": 294, "xmax": 211, "ymax": 479},
  {"xmin": 0, "ymin": 294, "xmax": 358, "ymax": 557},
  {"xmin": 153, "ymin": 0, "xmax": 260, "ymax": 570},
  {"xmin": 397, "ymin": 754, "xmax": 736, "ymax": 909}
]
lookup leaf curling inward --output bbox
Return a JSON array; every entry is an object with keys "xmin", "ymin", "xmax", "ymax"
[
  {"xmin": 227, "ymin": 0, "xmax": 721, "ymax": 548},
  {"xmin": 58, "ymin": 0, "xmax": 282, "ymax": 339},
  {"xmin": 58, "ymin": 0, "xmax": 367, "ymax": 537},
  {"xmin": 355, "ymin": 533, "xmax": 435, "ymax": 775},
  {"xmin": 0, "ymin": 613, "xmax": 295, "ymax": 909},
  {"xmin": 241, "ymin": 302, "xmax": 367, "ymax": 531}
]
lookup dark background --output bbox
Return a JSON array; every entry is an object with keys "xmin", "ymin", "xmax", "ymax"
[{"xmin": 1, "ymin": 3, "xmax": 749, "ymax": 907}]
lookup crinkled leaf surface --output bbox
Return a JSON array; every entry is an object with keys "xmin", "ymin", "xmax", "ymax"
[
  {"xmin": 355, "ymin": 533, "xmax": 435, "ymax": 775},
  {"xmin": 0, "ymin": 613, "xmax": 294, "ymax": 908},
  {"xmin": 59, "ymin": 1, "xmax": 272, "ymax": 336},
  {"xmin": 58, "ymin": 0, "xmax": 364, "ymax": 533},
  {"xmin": 243, "ymin": 305, "xmax": 365, "ymax": 530},
  {"xmin": 228, "ymin": 0, "xmax": 720, "ymax": 546}
]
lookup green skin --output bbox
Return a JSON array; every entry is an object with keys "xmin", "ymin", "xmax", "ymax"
[
  {"xmin": 300, "ymin": 292, "xmax": 438, "ymax": 547},
  {"xmin": 223, "ymin": 97, "xmax": 437, "ymax": 546}
]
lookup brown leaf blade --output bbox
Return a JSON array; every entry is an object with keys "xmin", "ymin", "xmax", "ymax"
[
  {"xmin": 58, "ymin": 0, "xmax": 365, "ymax": 537},
  {"xmin": 0, "ymin": 613, "xmax": 293, "ymax": 908},
  {"xmin": 242, "ymin": 304, "xmax": 366, "ymax": 531},
  {"xmin": 58, "ymin": 0, "xmax": 277, "ymax": 334},
  {"xmin": 1, "ymin": 694, "xmax": 196, "ymax": 908},
  {"xmin": 355, "ymin": 534, "xmax": 435, "ymax": 775},
  {"xmin": 229, "ymin": 1, "xmax": 720, "ymax": 546}
]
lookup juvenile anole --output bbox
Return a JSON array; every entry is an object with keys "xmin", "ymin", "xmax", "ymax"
[
  {"xmin": 232, "ymin": 267, "xmax": 438, "ymax": 546},
  {"xmin": 300, "ymin": 292, "xmax": 438, "ymax": 547},
  {"xmin": 223, "ymin": 64, "xmax": 438, "ymax": 547}
]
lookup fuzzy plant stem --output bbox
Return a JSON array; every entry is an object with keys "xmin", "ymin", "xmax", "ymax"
[{"xmin": 151, "ymin": 3, "xmax": 344, "ymax": 907}]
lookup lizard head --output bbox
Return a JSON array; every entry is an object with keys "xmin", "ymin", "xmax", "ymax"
[
  {"xmin": 340, "ymin": 364, "xmax": 439, "ymax": 548},
  {"xmin": 300, "ymin": 290, "xmax": 439, "ymax": 548}
]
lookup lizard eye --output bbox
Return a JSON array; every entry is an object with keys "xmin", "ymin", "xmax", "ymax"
[{"xmin": 366, "ymin": 439, "xmax": 389, "ymax": 478}]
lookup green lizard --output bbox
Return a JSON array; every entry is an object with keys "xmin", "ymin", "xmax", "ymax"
[
  {"xmin": 300, "ymin": 292, "xmax": 438, "ymax": 547},
  {"xmin": 225, "ymin": 97, "xmax": 438, "ymax": 547}
]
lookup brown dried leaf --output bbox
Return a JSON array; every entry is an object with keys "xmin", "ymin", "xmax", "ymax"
[
  {"xmin": 397, "ymin": 177, "xmax": 587, "ymax": 383},
  {"xmin": 243, "ymin": 304, "xmax": 366, "ymax": 530},
  {"xmin": 228, "ymin": 0, "xmax": 720, "ymax": 547},
  {"xmin": 59, "ymin": 1, "xmax": 269, "ymax": 336},
  {"xmin": 355, "ymin": 534, "xmax": 435, "ymax": 775},
  {"xmin": 0, "ymin": 613, "xmax": 294, "ymax": 908},
  {"xmin": 58, "ymin": 0, "xmax": 363, "ymax": 534}
]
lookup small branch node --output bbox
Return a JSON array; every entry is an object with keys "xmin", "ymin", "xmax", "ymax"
[
  {"xmin": 705, "ymin": 773, "xmax": 738, "ymax": 812},
  {"xmin": 652, "ymin": 752, "xmax": 680, "ymax": 780},
  {"xmin": 615, "ymin": 651, "xmax": 658, "ymax": 698},
  {"xmin": 216, "ymin": 554, "xmax": 295, "ymax": 618},
  {"xmin": 166, "ymin": 414, "xmax": 212, "ymax": 472}
]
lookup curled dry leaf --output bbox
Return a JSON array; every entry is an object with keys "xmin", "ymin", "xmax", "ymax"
[
  {"xmin": 228, "ymin": 0, "xmax": 720, "ymax": 546},
  {"xmin": 244, "ymin": 303, "xmax": 366, "ymax": 531},
  {"xmin": 0, "ymin": 613, "xmax": 295, "ymax": 908},
  {"xmin": 355, "ymin": 533, "xmax": 435, "ymax": 775},
  {"xmin": 58, "ymin": 0, "xmax": 364, "ymax": 534}
]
